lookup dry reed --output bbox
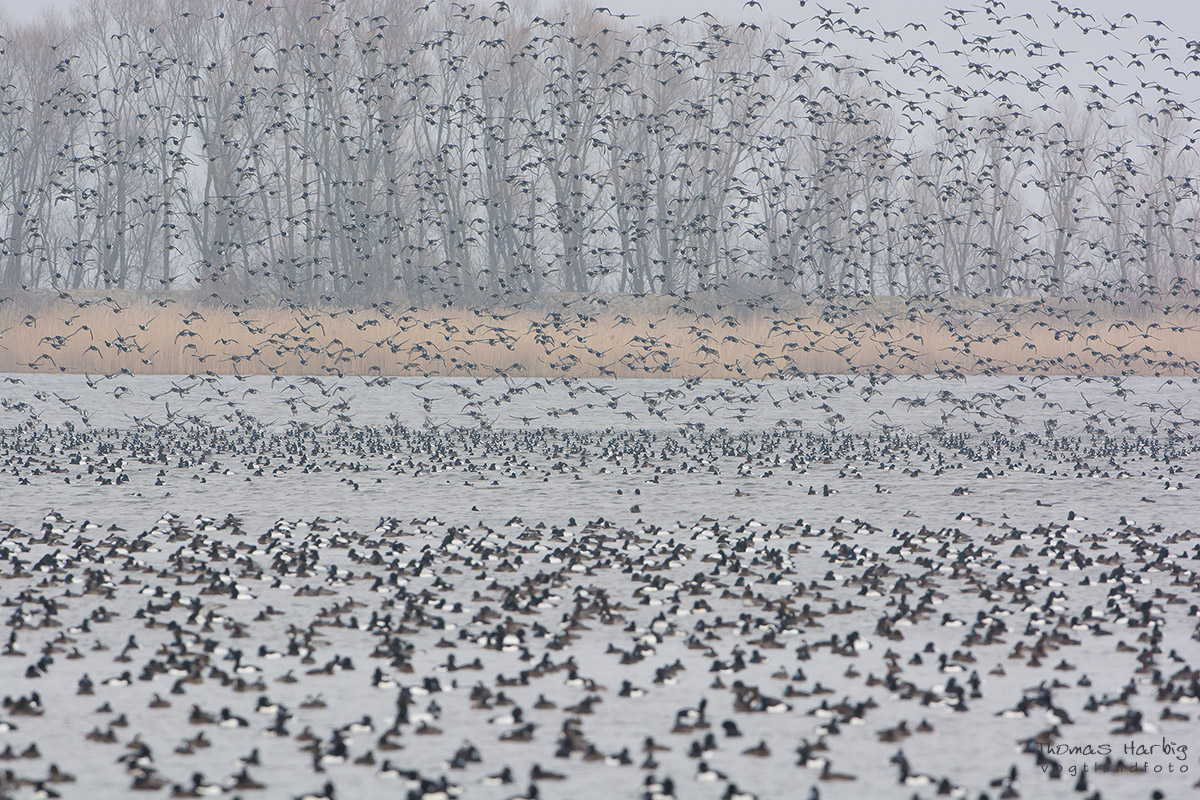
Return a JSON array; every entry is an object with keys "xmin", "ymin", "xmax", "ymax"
[{"xmin": 1, "ymin": 293, "xmax": 1197, "ymax": 378}]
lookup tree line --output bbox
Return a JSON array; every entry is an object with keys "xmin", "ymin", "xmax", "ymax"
[{"xmin": 1, "ymin": 0, "xmax": 1198, "ymax": 306}]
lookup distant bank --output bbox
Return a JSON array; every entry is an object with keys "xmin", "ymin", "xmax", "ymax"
[{"xmin": 1, "ymin": 290, "xmax": 1197, "ymax": 378}]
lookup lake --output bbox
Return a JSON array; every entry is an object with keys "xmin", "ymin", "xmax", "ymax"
[{"xmin": 1, "ymin": 374, "xmax": 1198, "ymax": 799}]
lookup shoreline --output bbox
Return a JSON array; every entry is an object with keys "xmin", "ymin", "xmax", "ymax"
[{"xmin": 2, "ymin": 293, "xmax": 1197, "ymax": 378}]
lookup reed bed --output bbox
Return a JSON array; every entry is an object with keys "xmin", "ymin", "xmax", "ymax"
[{"xmin": 1, "ymin": 294, "xmax": 1197, "ymax": 378}]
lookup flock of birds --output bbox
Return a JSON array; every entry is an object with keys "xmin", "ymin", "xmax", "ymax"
[
  {"xmin": 0, "ymin": 0, "xmax": 1199, "ymax": 302},
  {"xmin": 0, "ymin": 411, "xmax": 1197, "ymax": 799},
  {"xmin": 2, "ymin": 286, "xmax": 1200, "ymax": 385},
  {"xmin": 1, "ymin": 0, "xmax": 1200, "ymax": 799},
  {"xmin": 0, "ymin": 326, "xmax": 1198, "ymax": 800}
]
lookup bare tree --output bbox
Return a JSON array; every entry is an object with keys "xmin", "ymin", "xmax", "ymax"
[{"xmin": 1, "ymin": 0, "xmax": 1198, "ymax": 303}]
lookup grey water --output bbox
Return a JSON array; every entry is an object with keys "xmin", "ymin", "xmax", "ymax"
[{"xmin": 1, "ymin": 375, "xmax": 1198, "ymax": 800}]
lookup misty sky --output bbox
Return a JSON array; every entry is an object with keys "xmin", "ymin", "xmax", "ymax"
[
  {"xmin": 0, "ymin": 0, "xmax": 69, "ymax": 23},
  {"xmin": 1, "ymin": 0, "xmax": 1196, "ymax": 32},
  {"xmin": 2, "ymin": 0, "xmax": 1197, "ymax": 108}
]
